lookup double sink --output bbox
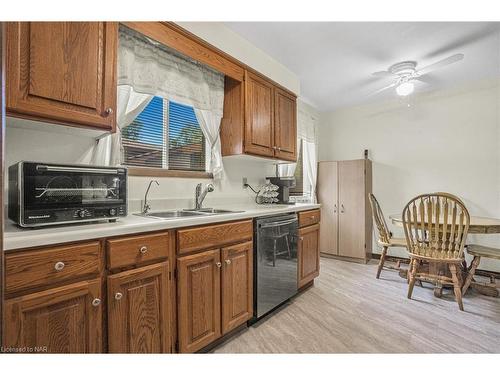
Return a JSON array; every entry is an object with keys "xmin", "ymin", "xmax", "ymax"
[{"xmin": 136, "ymin": 208, "xmax": 244, "ymax": 220}]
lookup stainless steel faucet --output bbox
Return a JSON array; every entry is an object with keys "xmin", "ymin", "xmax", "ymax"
[
  {"xmin": 195, "ymin": 183, "xmax": 214, "ymax": 210},
  {"xmin": 142, "ymin": 180, "xmax": 159, "ymax": 214}
]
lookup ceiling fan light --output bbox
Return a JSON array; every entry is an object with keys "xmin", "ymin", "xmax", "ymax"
[{"xmin": 396, "ymin": 82, "xmax": 414, "ymax": 96}]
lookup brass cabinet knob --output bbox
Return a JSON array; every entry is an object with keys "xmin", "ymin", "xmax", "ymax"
[
  {"xmin": 225, "ymin": 259, "xmax": 231, "ymax": 265},
  {"xmin": 139, "ymin": 246, "xmax": 148, "ymax": 254},
  {"xmin": 54, "ymin": 261, "xmax": 65, "ymax": 271},
  {"xmin": 92, "ymin": 298, "xmax": 101, "ymax": 307},
  {"xmin": 104, "ymin": 107, "xmax": 114, "ymax": 116},
  {"xmin": 216, "ymin": 262, "xmax": 222, "ymax": 268},
  {"xmin": 115, "ymin": 292, "xmax": 123, "ymax": 300}
]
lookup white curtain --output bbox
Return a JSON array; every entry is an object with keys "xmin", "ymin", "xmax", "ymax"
[
  {"xmin": 277, "ymin": 163, "xmax": 296, "ymax": 177},
  {"xmin": 194, "ymin": 108, "xmax": 223, "ymax": 178},
  {"xmin": 303, "ymin": 140, "xmax": 318, "ymax": 203},
  {"xmin": 93, "ymin": 25, "xmax": 225, "ymax": 176},
  {"xmin": 92, "ymin": 85, "xmax": 153, "ymax": 166}
]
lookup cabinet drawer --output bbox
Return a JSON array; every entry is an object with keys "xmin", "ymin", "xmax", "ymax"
[
  {"xmin": 298, "ymin": 209, "xmax": 321, "ymax": 228},
  {"xmin": 177, "ymin": 220, "xmax": 253, "ymax": 255},
  {"xmin": 107, "ymin": 232, "xmax": 169, "ymax": 270},
  {"xmin": 5, "ymin": 241, "xmax": 102, "ymax": 295}
]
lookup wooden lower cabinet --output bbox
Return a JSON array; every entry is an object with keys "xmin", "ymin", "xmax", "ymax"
[
  {"xmin": 177, "ymin": 249, "xmax": 221, "ymax": 353},
  {"xmin": 3, "ymin": 278, "xmax": 102, "ymax": 353},
  {"xmin": 107, "ymin": 262, "xmax": 172, "ymax": 353},
  {"xmin": 177, "ymin": 242, "xmax": 254, "ymax": 353},
  {"xmin": 221, "ymin": 241, "xmax": 253, "ymax": 335},
  {"xmin": 298, "ymin": 224, "xmax": 320, "ymax": 288}
]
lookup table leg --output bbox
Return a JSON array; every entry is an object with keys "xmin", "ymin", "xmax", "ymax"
[{"xmin": 462, "ymin": 256, "xmax": 481, "ymax": 295}]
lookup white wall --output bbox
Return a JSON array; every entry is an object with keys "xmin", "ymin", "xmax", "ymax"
[
  {"xmin": 4, "ymin": 22, "xmax": 304, "ymax": 212},
  {"xmin": 319, "ymin": 80, "xmax": 500, "ymax": 272},
  {"xmin": 176, "ymin": 22, "xmax": 300, "ymax": 94}
]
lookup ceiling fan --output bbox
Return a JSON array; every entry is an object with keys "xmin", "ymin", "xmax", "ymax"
[{"xmin": 369, "ymin": 53, "xmax": 464, "ymax": 97}]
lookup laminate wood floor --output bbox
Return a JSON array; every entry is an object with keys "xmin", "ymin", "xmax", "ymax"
[{"xmin": 213, "ymin": 257, "xmax": 500, "ymax": 353}]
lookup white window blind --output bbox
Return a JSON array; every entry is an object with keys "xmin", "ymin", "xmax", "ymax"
[{"xmin": 122, "ymin": 97, "xmax": 206, "ymax": 171}]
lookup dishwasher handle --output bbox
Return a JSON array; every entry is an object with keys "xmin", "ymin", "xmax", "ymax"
[{"xmin": 259, "ymin": 218, "xmax": 298, "ymax": 229}]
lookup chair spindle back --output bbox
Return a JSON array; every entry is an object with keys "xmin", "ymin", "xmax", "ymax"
[
  {"xmin": 402, "ymin": 193, "xmax": 470, "ymax": 260},
  {"xmin": 369, "ymin": 193, "xmax": 391, "ymax": 245}
]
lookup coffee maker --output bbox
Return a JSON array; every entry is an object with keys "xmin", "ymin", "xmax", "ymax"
[
  {"xmin": 267, "ymin": 177, "xmax": 296, "ymax": 204},
  {"xmin": 268, "ymin": 165, "xmax": 296, "ymax": 205}
]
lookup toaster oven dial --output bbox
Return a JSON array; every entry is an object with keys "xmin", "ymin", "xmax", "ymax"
[
  {"xmin": 109, "ymin": 208, "xmax": 117, "ymax": 216},
  {"xmin": 76, "ymin": 209, "xmax": 91, "ymax": 219}
]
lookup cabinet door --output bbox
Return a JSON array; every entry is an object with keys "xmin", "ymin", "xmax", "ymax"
[
  {"xmin": 221, "ymin": 241, "xmax": 253, "ymax": 335},
  {"xmin": 338, "ymin": 160, "xmax": 366, "ymax": 259},
  {"xmin": 244, "ymin": 71, "xmax": 274, "ymax": 157},
  {"xmin": 6, "ymin": 22, "xmax": 117, "ymax": 130},
  {"xmin": 317, "ymin": 161, "xmax": 339, "ymax": 255},
  {"xmin": 107, "ymin": 262, "xmax": 171, "ymax": 353},
  {"xmin": 177, "ymin": 249, "xmax": 221, "ymax": 353},
  {"xmin": 298, "ymin": 224, "xmax": 320, "ymax": 288},
  {"xmin": 4, "ymin": 279, "xmax": 102, "ymax": 353},
  {"xmin": 274, "ymin": 88, "xmax": 297, "ymax": 161}
]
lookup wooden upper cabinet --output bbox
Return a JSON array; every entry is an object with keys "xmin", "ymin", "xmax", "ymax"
[
  {"xmin": 274, "ymin": 87, "xmax": 297, "ymax": 161},
  {"xmin": 4, "ymin": 278, "xmax": 102, "ymax": 353},
  {"xmin": 221, "ymin": 71, "xmax": 297, "ymax": 162},
  {"xmin": 244, "ymin": 71, "xmax": 275, "ymax": 157},
  {"xmin": 298, "ymin": 224, "xmax": 320, "ymax": 288},
  {"xmin": 177, "ymin": 249, "xmax": 221, "ymax": 353},
  {"xmin": 107, "ymin": 262, "xmax": 172, "ymax": 353},
  {"xmin": 221, "ymin": 241, "xmax": 253, "ymax": 335},
  {"xmin": 6, "ymin": 22, "xmax": 117, "ymax": 130}
]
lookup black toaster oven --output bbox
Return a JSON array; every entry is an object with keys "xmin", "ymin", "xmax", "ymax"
[{"xmin": 9, "ymin": 162, "xmax": 127, "ymax": 227}]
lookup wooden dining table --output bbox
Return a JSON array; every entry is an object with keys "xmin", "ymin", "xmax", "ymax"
[{"xmin": 389, "ymin": 214, "xmax": 500, "ymax": 297}]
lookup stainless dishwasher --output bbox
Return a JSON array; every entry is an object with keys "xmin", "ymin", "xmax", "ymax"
[{"xmin": 253, "ymin": 213, "xmax": 299, "ymax": 321}]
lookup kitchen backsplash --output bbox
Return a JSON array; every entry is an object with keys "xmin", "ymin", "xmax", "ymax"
[{"xmin": 5, "ymin": 118, "xmax": 280, "ymax": 211}]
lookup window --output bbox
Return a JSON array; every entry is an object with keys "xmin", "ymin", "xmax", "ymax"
[
  {"xmin": 289, "ymin": 142, "xmax": 304, "ymax": 196},
  {"xmin": 122, "ymin": 97, "xmax": 206, "ymax": 172}
]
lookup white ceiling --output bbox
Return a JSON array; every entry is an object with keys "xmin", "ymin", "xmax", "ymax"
[{"xmin": 224, "ymin": 22, "xmax": 500, "ymax": 111}]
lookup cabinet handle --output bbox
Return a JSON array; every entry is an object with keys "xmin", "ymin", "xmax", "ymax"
[
  {"xmin": 115, "ymin": 292, "xmax": 123, "ymax": 301},
  {"xmin": 139, "ymin": 246, "xmax": 148, "ymax": 254},
  {"xmin": 277, "ymin": 147, "xmax": 281, "ymax": 151},
  {"xmin": 216, "ymin": 262, "xmax": 222, "ymax": 268},
  {"xmin": 54, "ymin": 261, "xmax": 65, "ymax": 271},
  {"xmin": 311, "ymin": 216, "xmax": 315, "ymax": 220},
  {"xmin": 225, "ymin": 259, "xmax": 231, "ymax": 265},
  {"xmin": 92, "ymin": 298, "xmax": 101, "ymax": 307},
  {"xmin": 300, "ymin": 236, "xmax": 304, "ymax": 241},
  {"xmin": 104, "ymin": 107, "xmax": 114, "ymax": 116},
  {"xmin": 340, "ymin": 204, "xmax": 345, "ymax": 213},
  {"xmin": 334, "ymin": 204, "xmax": 337, "ymax": 213}
]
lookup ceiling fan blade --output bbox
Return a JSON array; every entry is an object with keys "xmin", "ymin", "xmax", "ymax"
[
  {"xmin": 417, "ymin": 53, "xmax": 464, "ymax": 75},
  {"xmin": 414, "ymin": 75, "xmax": 438, "ymax": 85},
  {"xmin": 372, "ymin": 71, "xmax": 396, "ymax": 78},
  {"xmin": 367, "ymin": 82, "xmax": 398, "ymax": 97}
]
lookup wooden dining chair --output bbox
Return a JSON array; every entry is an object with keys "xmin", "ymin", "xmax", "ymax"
[
  {"xmin": 402, "ymin": 193, "xmax": 470, "ymax": 311},
  {"xmin": 369, "ymin": 193, "xmax": 407, "ymax": 279}
]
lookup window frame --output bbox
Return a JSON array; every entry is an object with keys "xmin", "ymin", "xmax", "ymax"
[{"xmin": 123, "ymin": 97, "xmax": 213, "ymax": 179}]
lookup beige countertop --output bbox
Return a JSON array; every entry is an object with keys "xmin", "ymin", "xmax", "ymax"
[{"xmin": 4, "ymin": 203, "xmax": 320, "ymax": 251}]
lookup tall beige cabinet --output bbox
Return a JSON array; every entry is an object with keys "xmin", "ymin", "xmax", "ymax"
[{"xmin": 317, "ymin": 159, "xmax": 372, "ymax": 263}]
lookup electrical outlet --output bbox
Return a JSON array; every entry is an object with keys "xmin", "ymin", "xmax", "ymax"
[{"xmin": 242, "ymin": 177, "xmax": 248, "ymax": 188}]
